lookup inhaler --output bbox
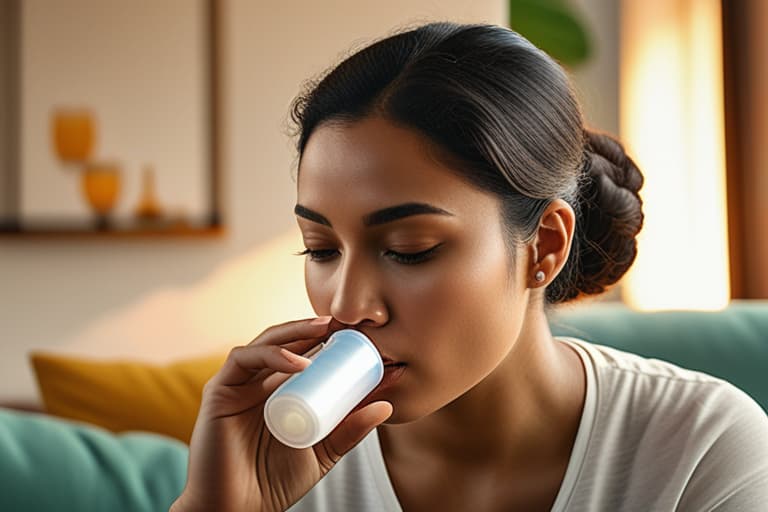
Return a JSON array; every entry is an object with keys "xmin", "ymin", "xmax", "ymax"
[{"xmin": 264, "ymin": 329, "xmax": 384, "ymax": 449}]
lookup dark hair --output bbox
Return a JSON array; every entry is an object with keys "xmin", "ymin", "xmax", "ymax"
[{"xmin": 289, "ymin": 22, "xmax": 644, "ymax": 304}]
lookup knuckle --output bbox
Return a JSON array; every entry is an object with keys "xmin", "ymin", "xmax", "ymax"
[
  {"xmin": 227, "ymin": 345, "xmax": 246, "ymax": 359},
  {"xmin": 316, "ymin": 442, "xmax": 342, "ymax": 473},
  {"xmin": 249, "ymin": 323, "xmax": 283, "ymax": 345},
  {"xmin": 250, "ymin": 326, "xmax": 272, "ymax": 344},
  {"xmin": 201, "ymin": 378, "xmax": 214, "ymax": 395}
]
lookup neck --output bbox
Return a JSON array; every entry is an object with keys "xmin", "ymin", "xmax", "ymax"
[{"xmin": 379, "ymin": 306, "xmax": 585, "ymax": 470}]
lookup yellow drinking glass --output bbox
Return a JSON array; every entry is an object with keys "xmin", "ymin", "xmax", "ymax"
[
  {"xmin": 52, "ymin": 109, "xmax": 95, "ymax": 162},
  {"xmin": 81, "ymin": 162, "xmax": 121, "ymax": 228}
]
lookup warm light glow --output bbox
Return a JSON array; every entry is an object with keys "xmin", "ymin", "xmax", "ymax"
[
  {"xmin": 60, "ymin": 230, "xmax": 315, "ymax": 361},
  {"xmin": 620, "ymin": 0, "xmax": 730, "ymax": 310}
]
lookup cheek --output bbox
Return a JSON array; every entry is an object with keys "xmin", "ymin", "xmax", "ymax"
[
  {"xmin": 416, "ymin": 241, "xmax": 518, "ymax": 359},
  {"xmin": 378, "ymin": 240, "xmax": 522, "ymax": 401},
  {"xmin": 305, "ymin": 260, "xmax": 333, "ymax": 315},
  {"xmin": 389, "ymin": 241, "xmax": 523, "ymax": 421}
]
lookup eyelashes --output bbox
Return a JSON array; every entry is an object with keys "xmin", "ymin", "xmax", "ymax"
[
  {"xmin": 386, "ymin": 244, "xmax": 442, "ymax": 264},
  {"xmin": 295, "ymin": 243, "xmax": 443, "ymax": 265},
  {"xmin": 294, "ymin": 248, "xmax": 336, "ymax": 261}
]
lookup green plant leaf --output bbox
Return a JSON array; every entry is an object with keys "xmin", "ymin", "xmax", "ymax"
[{"xmin": 509, "ymin": 0, "xmax": 592, "ymax": 66}]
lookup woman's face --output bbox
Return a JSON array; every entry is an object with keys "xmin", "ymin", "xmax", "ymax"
[{"xmin": 296, "ymin": 116, "xmax": 532, "ymax": 423}]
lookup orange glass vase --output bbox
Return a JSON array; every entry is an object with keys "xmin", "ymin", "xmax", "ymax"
[
  {"xmin": 52, "ymin": 109, "xmax": 96, "ymax": 163},
  {"xmin": 81, "ymin": 162, "xmax": 121, "ymax": 229}
]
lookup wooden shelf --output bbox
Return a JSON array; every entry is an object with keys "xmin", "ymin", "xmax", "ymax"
[{"xmin": 0, "ymin": 221, "xmax": 225, "ymax": 239}]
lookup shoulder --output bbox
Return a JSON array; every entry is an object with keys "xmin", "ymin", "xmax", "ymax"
[
  {"xmin": 569, "ymin": 336, "xmax": 758, "ymax": 412},
  {"xmin": 562, "ymin": 338, "xmax": 768, "ymax": 510},
  {"xmin": 571, "ymin": 337, "xmax": 767, "ymax": 440}
]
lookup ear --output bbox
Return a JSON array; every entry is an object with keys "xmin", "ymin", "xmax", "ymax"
[{"xmin": 527, "ymin": 199, "xmax": 576, "ymax": 289}]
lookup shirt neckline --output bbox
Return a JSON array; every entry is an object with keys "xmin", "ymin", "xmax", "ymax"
[
  {"xmin": 365, "ymin": 336, "xmax": 598, "ymax": 512},
  {"xmin": 548, "ymin": 337, "xmax": 598, "ymax": 511},
  {"xmin": 363, "ymin": 428, "xmax": 404, "ymax": 511}
]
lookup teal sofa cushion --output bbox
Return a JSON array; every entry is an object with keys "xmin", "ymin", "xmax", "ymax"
[
  {"xmin": 550, "ymin": 301, "xmax": 768, "ymax": 412},
  {"xmin": 0, "ymin": 408, "xmax": 188, "ymax": 512}
]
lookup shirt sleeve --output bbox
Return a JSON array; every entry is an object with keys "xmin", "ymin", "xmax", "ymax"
[{"xmin": 677, "ymin": 384, "xmax": 768, "ymax": 511}]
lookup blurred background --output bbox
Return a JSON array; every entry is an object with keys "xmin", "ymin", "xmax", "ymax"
[{"xmin": 0, "ymin": 0, "xmax": 765, "ymax": 404}]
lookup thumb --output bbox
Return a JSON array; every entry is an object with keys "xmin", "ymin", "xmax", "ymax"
[{"xmin": 316, "ymin": 401, "xmax": 393, "ymax": 468}]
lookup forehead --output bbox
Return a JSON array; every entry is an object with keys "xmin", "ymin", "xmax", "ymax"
[{"xmin": 297, "ymin": 116, "xmax": 480, "ymax": 208}]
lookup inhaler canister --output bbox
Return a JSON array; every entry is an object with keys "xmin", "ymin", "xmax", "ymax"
[{"xmin": 264, "ymin": 329, "xmax": 384, "ymax": 449}]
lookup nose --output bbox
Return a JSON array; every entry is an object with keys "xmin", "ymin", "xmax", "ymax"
[{"xmin": 329, "ymin": 251, "xmax": 389, "ymax": 328}]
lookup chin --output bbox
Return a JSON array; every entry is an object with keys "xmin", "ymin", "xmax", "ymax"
[{"xmin": 378, "ymin": 398, "xmax": 438, "ymax": 425}]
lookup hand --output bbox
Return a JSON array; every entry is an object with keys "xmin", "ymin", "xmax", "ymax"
[{"xmin": 171, "ymin": 317, "xmax": 393, "ymax": 512}]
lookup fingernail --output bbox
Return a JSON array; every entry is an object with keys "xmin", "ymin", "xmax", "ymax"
[
  {"xmin": 310, "ymin": 315, "xmax": 333, "ymax": 325},
  {"xmin": 281, "ymin": 348, "xmax": 312, "ymax": 366}
]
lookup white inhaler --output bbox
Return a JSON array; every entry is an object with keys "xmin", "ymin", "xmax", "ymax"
[{"xmin": 264, "ymin": 329, "xmax": 384, "ymax": 449}]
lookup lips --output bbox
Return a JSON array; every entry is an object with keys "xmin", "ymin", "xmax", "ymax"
[
  {"xmin": 375, "ymin": 361, "xmax": 407, "ymax": 392},
  {"xmin": 379, "ymin": 355, "xmax": 407, "ymax": 394},
  {"xmin": 369, "ymin": 341, "xmax": 402, "ymax": 367},
  {"xmin": 366, "ymin": 342, "xmax": 406, "ymax": 392}
]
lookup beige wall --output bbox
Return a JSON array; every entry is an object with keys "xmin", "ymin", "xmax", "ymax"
[
  {"xmin": 0, "ymin": 0, "xmax": 506, "ymax": 402},
  {"xmin": 570, "ymin": 0, "xmax": 620, "ymax": 136},
  {"xmin": 20, "ymin": 0, "xmax": 209, "ymax": 223},
  {"xmin": 0, "ymin": 0, "xmax": 618, "ymax": 402}
]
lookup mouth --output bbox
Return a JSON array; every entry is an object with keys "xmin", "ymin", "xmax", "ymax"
[
  {"xmin": 374, "ymin": 361, "xmax": 407, "ymax": 394},
  {"xmin": 381, "ymin": 357, "xmax": 406, "ymax": 368},
  {"xmin": 381, "ymin": 355, "xmax": 408, "ymax": 376},
  {"xmin": 371, "ymin": 340, "xmax": 404, "ymax": 368}
]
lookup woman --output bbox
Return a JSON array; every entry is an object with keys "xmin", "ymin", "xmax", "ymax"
[{"xmin": 172, "ymin": 22, "xmax": 768, "ymax": 511}]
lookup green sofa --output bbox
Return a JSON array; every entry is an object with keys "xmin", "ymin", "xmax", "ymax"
[
  {"xmin": 550, "ymin": 300, "xmax": 768, "ymax": 412},
  {"xmin": 1, "ymin": 301, "xmax": 766, "ymax": 511},
  {"xmin": 0, "ymin": 408, "xmax": 187, "ymax": 511}
]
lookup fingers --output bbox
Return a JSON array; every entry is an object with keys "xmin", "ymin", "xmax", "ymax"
[
  {"xmin": 280, "ymin": 337, "xmax": 326, "ymax": 359},
  {"xmin": 213, "ymin": 341, "xmax": 331, "ymax": 414},
  {"xmin": 317, "ymin": 401, "xmax": 393, "ymax": 470},
  {"xmin": 247, "ymin": 316, "xmax": 333, "ymax": 347},
  {"xmin": 253, "ymin": 318, "xmax": 349, "ymax": 387},
  {"xmin": 242, "ymin": 333, "xmax": 329, "ymax": 388},
  {"xmin": 259, "ymin": 367, "xmax": 299, "ymax": 393},
  {"xmin": 213, "ymin": 343, "xmax": 312, "ymax": 388},
  {"xmin": 210, "ymin": 317, "xmax": 333, "ymax": 387}
]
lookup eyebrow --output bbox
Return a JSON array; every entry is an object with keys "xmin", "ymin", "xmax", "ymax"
[{"xmin": 294, "ymin": 202, "xmax": 454, "ymax": 228}]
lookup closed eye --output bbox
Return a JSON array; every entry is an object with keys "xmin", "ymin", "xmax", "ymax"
[
  {"xmin": 384, "ymin": 243, "xmax": 443, "ymax": 264},
  {"xmin": 295, "ymin": 248, "xmax": 337, "ymax": 262},
  {"xmin": 295, "ymin": 243, "xmax": 443, "ymax": 265}
]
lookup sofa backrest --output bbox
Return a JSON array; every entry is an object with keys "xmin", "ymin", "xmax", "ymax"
[{"xmin": 549, "ymin": 300, "xmax": 768, "ymax": 412}]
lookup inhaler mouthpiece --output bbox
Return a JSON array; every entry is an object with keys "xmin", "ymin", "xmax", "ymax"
[{"xmin": 264, "ymin": 329, "xmax": 384, "ymax": 449}]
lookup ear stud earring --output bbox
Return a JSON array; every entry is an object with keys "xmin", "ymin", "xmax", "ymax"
[{"xmin": 535, "ymin": 270, "xmax": 546, "ymax": 282}]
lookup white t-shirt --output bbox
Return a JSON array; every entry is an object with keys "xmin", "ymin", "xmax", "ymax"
[{"xmin": 288, "ymin": 338, "xmax": 768, "ymax": 511}]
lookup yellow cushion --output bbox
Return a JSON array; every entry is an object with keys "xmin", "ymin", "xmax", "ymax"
[{"xmin": 29, "ymin": 351, "xmax": 227, "ymax": 443}]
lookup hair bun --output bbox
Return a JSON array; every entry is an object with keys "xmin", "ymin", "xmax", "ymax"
[
  {"xmin": 548, "ymin": 130, "xmax": 645, "ymax": 303},
  {"xmin": 584, "ymin": 130, "xmax": 643, "ymax": 195}
]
